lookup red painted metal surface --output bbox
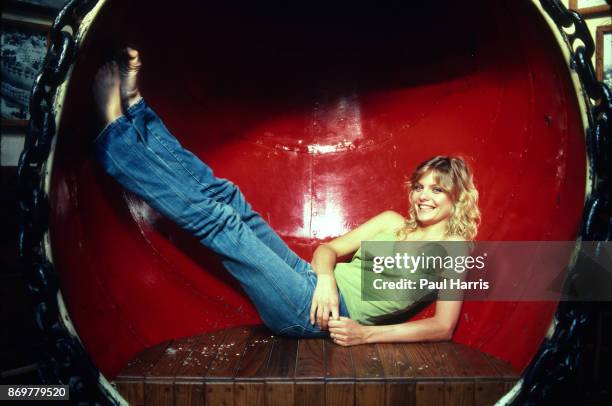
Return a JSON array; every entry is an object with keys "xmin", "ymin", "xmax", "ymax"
[{"xmin": 49, "ymin": 0, "xmax": 586, "ymax": 377}]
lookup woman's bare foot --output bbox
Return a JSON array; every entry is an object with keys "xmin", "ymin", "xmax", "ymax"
[
  {"xmin": 93, "ymin": 62, "xmax": 123, "ymax": 125},
  {"xmin": 118, "ymin": 47, "xmax": 142, "ymax": 108}
]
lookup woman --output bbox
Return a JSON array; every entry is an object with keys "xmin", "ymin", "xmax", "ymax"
[
  {"xmin": 321, "ymin": 157, "xmax": 480, "ymax": 345},
  {"xmin": 92, "ymin": 48, "xmax": 480, "ymax": 346}
]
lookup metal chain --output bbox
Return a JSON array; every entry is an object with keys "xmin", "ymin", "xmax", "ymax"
[
  {"xmin": 16, "ymin": 0, "xmax": 116, "ymax": 404},
  {"xmin": 511, "ymin": 1, "xmax": 612, "ymax": 405}
]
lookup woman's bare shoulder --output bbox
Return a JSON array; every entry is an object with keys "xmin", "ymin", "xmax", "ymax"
[
  {"xmin": 378, "ymin": 210, "xmax": 406, "ymax": 230},
  {"xmin": 324, "ymin": 210, "xmax": 406, "ymax": 256}
]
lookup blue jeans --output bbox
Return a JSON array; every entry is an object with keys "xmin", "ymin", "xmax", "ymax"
[{"xmin": 94, "ymin": 98, "xmax": 350, "ymax": 337}]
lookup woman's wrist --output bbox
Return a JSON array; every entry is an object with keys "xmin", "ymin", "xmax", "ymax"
[
  {"xmin": 311, "ymin": 245, "xmax": 338, "ymax": 276},
  {"xmin": 311, "ymin": 263, "xmax": 336, "ymax": 280},
  {"xmin": 316, "ymin": 273, "xmax": 338, "ymax": 292},
  {"xmin": 362, "ymin": 325, "xmax": 375, "ymax": 344},
  {"xmin": 316, "ymin": 273, "xmax": 335, "ymax": 280}
]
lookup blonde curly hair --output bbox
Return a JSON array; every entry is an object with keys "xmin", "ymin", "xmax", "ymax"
[{"xmin": 399, "ymin": 156, "xmax": 480, "ymax": 241}]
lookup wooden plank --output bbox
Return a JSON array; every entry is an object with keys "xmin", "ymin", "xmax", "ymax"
[
  {"xmin": 235, "ymin": 325, "xmax": 275, "ymax": 379},
  {"xmin": 434, "ymin": 342, "xmax": 475, "ymax": 406},
  {"xmin": 206, "ymin": 381, "xmax": 234, "ymax": 406},
  {"xmin": 385, "ymin": 381, "xmax": 415, "ymax": 406},
  {"xmin": 450, "ymin": 344, "xmax": 518, "ymax": 379},
  {"xmin": 295, "ymin": 339, "xmax": 325, "ymax": 406},
  {"xmin": 434, "ymin": 342, "xmax": 472, "ymax": 378},
  {"xmin": 295, "ymin": 338, "xmax": 325, "ymax": 379},
  {"xmin": 265, "ymin": 335, "xmax": 298, "ymax": 406},
  {"xmin": 378, "ymin": 341, "xmax": 417, "ymax": 406},
  {"xmin": 352, "ymin": 343, "xmax": 385, "ymax": 380},
  {"xmin": 474, "ymin": 381, "xmax": 507, "ymax": 406},
  {"xmin": 114, "ymin": 340, "xmax": 172, "ymax": 406},
  {"xmin": 481, "ymin": 352, "xmax": 517, "ymax": 380},
  {"xmin": 377, "ymin": 343, "xmax": 415, "ymax": 380},
  {"xmin": 176, "ymin": 330, "xmax": 228, "ymax": 379},
  {"xmin": 356, "ymin": 382, "xmax": 386, "ymax": 406},
  {"xmin": 173, "ymin": 330, "xmax": 227, "ymax": 406},
  {"xmin": 326, "ymin": 381, "xmax": 354, "ymax": 406},
  {"xmin": 116, "ymin": 340, "xmax": 173, "ymax": 379},
  {"xmin": 444, "ymin": 381, "xmax": 475, "ymax": 406},
  {"xmin": 296, "ymin": 381, "xmax": 325, "ymax": 406},
  {"xmin": 397, "ymin": 343, "xmax": 449, "ymax": 405},
  {"xmin": 476, "ymin": 350, "xmax": 516, "ymax": 405},
  {"xmin": 266, "ymin": 335, "xmax": 299, "ymax": 379},
  {"xmin": 266, "ymin": 381, "xmax": 295, "ymax": 406},
  {"xmin": 206, "ymin": 326, "xmax": 252, "ymax": 378},
  {"xmin": 396, "ymin": 343, "xmax": 449, "ymax": 378},
  {"xmin": 145, "ymin": 335, "xmax": 201, "ymax": 406},
  {"xmin": 446, "ymin": 344, "xmax": 502, "ymax": 378},
  {"xmin": 448, "ymin": 343, "xmax": 513, "ymax": 406},
  {"xmin": 234, "ymin": 325, "xmax": 275, "ymax": 406},
  {"xmin": 324, "ymin": 339, "xmax": 355, "ymax": 406},
  {"xmin": 416, "ymin": 381, "xmax": 445, "ymax": 406},
  {"xmin": 376, "ymin": 343, "xmax": 401, "ymax": 378},
  {"xmin": 204, "ymin": 327, "xmax": 252, "ymax": 406},
  {"xmin": 117, "ymin": 328, "xmax": 522, "ymax": 406},
  {"xmin": 235, "ymin": 382, "xmax": 265, "ymax": 406},
  {"xmin": 114, "ymin": 381, "xmax": 143, "ymax": 406},
  {"xmin": 173, "ymin": 381, "xmax": 205, "ymax": 406},
  {"xmin": 148, "ymin": 336, "xmax": 200, "ymax": 377},
  {"xmin": 352, "ymin": 343, "xmax": 385, "ymax": 406},
  {"xmin": 324, "ymin": 339, "xmax": 354, "ymax": 380},
  {"xmin": 144, "ymin": 381, "xmax": 173, "ymax": 406}
]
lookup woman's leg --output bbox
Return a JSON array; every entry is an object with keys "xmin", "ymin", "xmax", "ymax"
[
  {"xmin": 93, "ymin": 62, "xmax": 334, "ymax": 335},
  {"xmin": 123, "ymin": 98, "xmax": 309, "ymax": 274},
  {"xmin": 117, "ymin": 47, "xmax": 308, "ymax": 274},
  {"xmin": 95, "ymin": 111, "xmax": 319, "ymax": 333}
]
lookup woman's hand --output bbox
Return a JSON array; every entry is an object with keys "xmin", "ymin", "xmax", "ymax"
[
  {"xmin": 328, "ymin": 317, "xmax": 368, "ymax": 346},
  {"xmin": 309, "ymin": 274, "xmax": 339, "ymax": 330}
]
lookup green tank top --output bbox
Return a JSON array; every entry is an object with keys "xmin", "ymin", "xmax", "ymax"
[{"xmin": 334, "ymin": 230, "xmax": 449, "ymax": 325}]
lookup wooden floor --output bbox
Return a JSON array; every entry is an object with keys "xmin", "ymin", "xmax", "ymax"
[{"xmin": 112, "ymin": 325, "xmax": 518, "ymax": 406}]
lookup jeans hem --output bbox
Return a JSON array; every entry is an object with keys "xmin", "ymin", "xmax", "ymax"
[
  {"xmin": 94, "ymin": 115, "xmax": 129, "ymax": 144},
  {"xmin": 126, "ymin": 97, "xmax": 145, "ymax": 116}
]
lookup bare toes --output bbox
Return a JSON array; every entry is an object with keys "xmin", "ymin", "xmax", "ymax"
[
  {"xmin": 126, "ymin": 47, "xmax": 139, "ymax": 59},
  {"xmin": 122, "ymin": 47, "xmax": 141, "ymax": 69}
]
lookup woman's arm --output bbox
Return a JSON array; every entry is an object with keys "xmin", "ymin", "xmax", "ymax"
[
  {"xmin": 328, "ymin": 300, "xmax": 463, "ymax": 345},
  {"xmin": 309, "ymin": 210, "xmax": 406, "ymax": 330},
  {"xmin": 308, "ymin": 248, "xmax": 339, "ymax": 330}
]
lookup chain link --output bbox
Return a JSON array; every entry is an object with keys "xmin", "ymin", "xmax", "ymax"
[
  {"xmin": 512, "ymin": 1, "xmax": 612, "ymax": 404},
  {"xmin": 16, "ymin": 0, "xmax": 113, "ymax": 404}
]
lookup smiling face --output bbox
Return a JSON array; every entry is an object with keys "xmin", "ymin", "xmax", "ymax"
[{"xmin": 410, "ymin": 171, "xmax": 454, "ymax": 228}]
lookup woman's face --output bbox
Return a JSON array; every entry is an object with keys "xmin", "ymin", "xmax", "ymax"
[{"xmin": 410, "ymin": 171, "xmax": 454, "ymax": 227}]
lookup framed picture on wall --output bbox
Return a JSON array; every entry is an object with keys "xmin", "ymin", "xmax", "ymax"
[
  {"xmin": 569, "ymin": 0, "xmax": 611, "ymax": 16},
  {"xmin": 596, "ymin": 24, "xmax": 612, "ymax": 90},
  {"xmin": 5, "ymin": 0, "xmax": 70, "ymax": 16},
  {"xmin": 1, "ymin": 18, "xmax": 51, "ymax": 127}
]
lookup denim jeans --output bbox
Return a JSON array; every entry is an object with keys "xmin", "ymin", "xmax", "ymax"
[{"xmin": 94, "ymin": 98, "xmax": 350, "ymax": 337}]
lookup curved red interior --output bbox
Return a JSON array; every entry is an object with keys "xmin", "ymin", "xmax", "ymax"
[{"xmin": 50, "ymin": 0, "xmax": 586, "ymax": 377}]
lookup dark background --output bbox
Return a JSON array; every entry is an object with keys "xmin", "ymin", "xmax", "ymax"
[{"xmin": 0, "ymin": 167, "xmax": 41, "ymax": 385}]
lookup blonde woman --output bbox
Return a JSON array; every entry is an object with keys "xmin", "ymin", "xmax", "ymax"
[
  {"xmin": 92, "ymin": 49, "xmax": 480, "ymax": 345},
  {"xmin": 323, "ymin": 156, "xmax": 480, "ymax": 346}
]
